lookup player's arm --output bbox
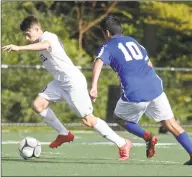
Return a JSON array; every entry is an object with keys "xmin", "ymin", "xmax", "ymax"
[
  {"xmin": 140, "ymin": 44, "xmax": 153, "ymax": 67},
  {"xmin": 90, "ymin": 59, "xmax": 104, "ymax": 102},
  {"xmin": 2, "ymin": 40, "xmax": 51, "ymax": 52}
]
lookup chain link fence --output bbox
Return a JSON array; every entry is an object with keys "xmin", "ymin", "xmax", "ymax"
[{"xmin": 2, "ymin": 65, "xmax": 192, "ymax": 127}]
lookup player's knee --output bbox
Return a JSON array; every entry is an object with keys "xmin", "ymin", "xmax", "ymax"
[
  {"xmin": 32, "ymin": 96, "xmax": 50, "ymax": 113},
  {"xmin": 113, "ymin": 113, "xmax": 126, "ymax": 127},
  {"xmin": 113, "ymin": 113, "xmax": 120, "ymax": 122},
  {"xmin": 81, "ymin": 118, "xmax": 90, "ymax": 127},
  {"xmin": 82, "ymin": 114, "xmax": 97, "ymax": 128},
  {"xmin": 162, "ymin": 118, "xmax": 184, "ymax": 136},
  {"xmin": 32, "ymin": 100, "xmax": 45, "ymax": 113},
  {"xmin": 163, "ymin": 118, "xmax": 176, "ymax": 128}
]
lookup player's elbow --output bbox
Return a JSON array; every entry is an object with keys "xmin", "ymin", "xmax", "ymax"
[{"xmin": 95, "ymin": 58, "xmax": 104, "ymax": 66}]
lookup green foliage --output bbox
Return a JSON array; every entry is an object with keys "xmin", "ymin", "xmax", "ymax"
[
  {"xmin": 2, "ymin": 1, "xmax": 192, "ymax": 123},
  {"xmin": 2, "ymin": 1, "xmax": 90, "ymax": 123},
  {"xmin": 157, "ymin": 71, "xmax": 192, "ymax": 122},
  {"xmin": 141, "ymin": 2, "xmax": 192, "ymax": 35},
  {"xmin": 138, "ymin": 1, "xmax": 192, "ymax": 68}
]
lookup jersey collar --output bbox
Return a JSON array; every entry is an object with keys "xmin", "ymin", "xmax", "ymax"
[
  {"xmin": 39, "ymin": 31, "xmax": 48, "ymax": 41},
  {"xmin": 111, "ymin": 34, "xmax": 123, "ymax": 38}
]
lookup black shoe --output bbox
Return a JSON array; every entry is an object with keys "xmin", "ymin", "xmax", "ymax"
[{"xmin": 184, "ymin": 159, "xmax": 192, "ymax": 165}]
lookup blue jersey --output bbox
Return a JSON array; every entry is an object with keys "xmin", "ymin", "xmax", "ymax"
[{"xmin": 96, "ymin": 35, "xmax": 163, "ymax": 102}]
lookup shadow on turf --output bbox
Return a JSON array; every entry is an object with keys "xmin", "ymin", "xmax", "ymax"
[
  {"xmin": 2, "ymin": 156, "xmax": 180, "ymax": 166},
  {"xmin": 2, "ymin": 157, "xmax": 62, "ymax": 164}
]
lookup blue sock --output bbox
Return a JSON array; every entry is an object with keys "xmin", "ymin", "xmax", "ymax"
[
  {"xmin": 125, "ymin": 121, "xmax": 147, "ymax": 139},
  {"xmin": 176, "ymin": 132, "xmax": 192, "ymax": 155}
]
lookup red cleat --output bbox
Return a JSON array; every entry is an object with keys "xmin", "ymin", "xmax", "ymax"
[
  {"xmin": 146, "ymin": 136, "xmax": 158, "ymax": 158},
  {"xmin": 49, "ymin": 131, "xmax": 74, "ymax": 148},
  {"xmin": 118, "ymin": 139, "xmax": 132, "ymax": 161}
]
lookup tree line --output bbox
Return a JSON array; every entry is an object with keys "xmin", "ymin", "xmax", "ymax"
[{"xmin": 2, "ymin": 1, "xmax": 192, "ymax": 123}]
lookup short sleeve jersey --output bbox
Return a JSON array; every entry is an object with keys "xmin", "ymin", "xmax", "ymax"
[
  {"xmin": 96, "ymin": 35, "xmax": 163, "ymax": 102},
  {"xmin": 39, "ymin": 31, "xmax": 81, "ymax": 83}
]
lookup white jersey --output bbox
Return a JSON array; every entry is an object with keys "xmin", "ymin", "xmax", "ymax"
[{"xmin": 39, "ymin": 31, "xmax": 83, "ymax": 85}]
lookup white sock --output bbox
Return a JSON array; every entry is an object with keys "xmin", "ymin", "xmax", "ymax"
[
  {"xmin": 94, "ymin": 118, "xmax": 126, "ymax": 147},
  {"xmin": 39, "ymin": 107, "xmax": 69, "ymax": 135}
]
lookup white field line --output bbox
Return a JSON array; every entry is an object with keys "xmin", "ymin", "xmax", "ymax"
[
  {"xmin": 3, "ymin": 152, "xmax": 180, "ymax": 164},
  {"xmin": 131, "ymin": 158, "xmax": 180, "ymax": 164},
  {"xmin": 2, "ymin": 130, "xmax": 192, "ymax": 136},
  {"xmin": 1, "ymin": 130, "xmax": 95, "ymax": 133},
  {"xmin": 2, "ymin": 141, "xmax": 177, "ymax": 147},
  {"xmin": 40, "ymin": 152, "xmax": 180, "ymax": 164},
  {"xmin": 2, "ymin": 145, "xmax": 181, "ymax": 164},
  {"xmin": 40, "ymin": 152, "xmax": 181, "ymax": 164},
  {"xmin": 2, "ymin": 152, "xmax": 180, "ymax": 164},
  {"xmin": 81, "ymin": 142, "xmax": 177, "ymax": 146}
]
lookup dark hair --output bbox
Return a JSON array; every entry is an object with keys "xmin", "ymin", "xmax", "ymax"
[
  {"xmin": 100, "ymin": 14, "xmax": 122, "ymax": 36},
  {"xmin": 20, "ymin": 15, "xmax": 39, "ymax": 31}
]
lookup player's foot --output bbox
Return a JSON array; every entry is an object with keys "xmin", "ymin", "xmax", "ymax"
[
  {"xmin": 146, "ymin": 134, "xmax": 158, "ymax": 159},
  {"xmin": 49, "ymin": 131, "xmax": 74, "ymax": 148},
  {"xmin": 118, "ymin": 139, "xmax": 132, "ymax": 161},
  {"xmin": 184, "ymin": 158, "xmax": 192, "ymax": 165}
]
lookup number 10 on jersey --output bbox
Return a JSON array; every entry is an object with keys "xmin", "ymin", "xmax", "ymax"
[{"xmin": 118, "ymin": 42, "xmax": 143, "ymax": 61}]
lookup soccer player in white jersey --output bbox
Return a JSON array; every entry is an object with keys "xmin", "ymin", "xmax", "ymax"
[
  {"xmin": 90, "ymin": 14, "xmax": 192, "ymax": 165},
  {"xmin": 2, "ymin": 15, "xmax": 132, "ymax": 160}
]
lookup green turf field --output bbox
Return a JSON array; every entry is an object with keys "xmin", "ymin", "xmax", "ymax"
[{"xmin": 2, "ymin": 130, "xmax": 192, "ymax": 176}]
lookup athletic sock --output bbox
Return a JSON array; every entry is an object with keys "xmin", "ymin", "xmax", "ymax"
[
  {"xmin": 125, "ymin": 121, "xmax": 151, "ymax": 141},
  {"xmin": 39, "ymin": 107, "xmax": 69, "ymax": 135},
  {"xmin": 94, "ymin": 118, "xmax": 126, "ymax": 147},
  {"xmin": 176, "ymin": 132, "xmax": 192, "ymax": 155}
]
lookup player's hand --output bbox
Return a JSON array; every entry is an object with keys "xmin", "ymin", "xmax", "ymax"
[
  {"xmin": 89, "ymin": 87, "xmax": 98, "ymax": 102},
  {"xmin": 2, "ymin": 44, "xmax": 20, "ymax": 52}
]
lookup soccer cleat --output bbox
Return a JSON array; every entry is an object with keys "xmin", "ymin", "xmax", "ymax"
[
  {"xmin": 118, "ymin": 139, "xmax": 132, "ymax": 161},
  {"xmin": 49, "ymin": 131, "xmax": 74, "ymax": 148},
  {"xmin": 184, "ymin": 159, "xmax": 192, "ymax": 165},
  {"xmin": 146, "ymin": 135, "xmax": 158, "ymax": 159}
]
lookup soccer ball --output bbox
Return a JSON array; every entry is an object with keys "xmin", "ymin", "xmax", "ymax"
[{"xmin": 19, "ymin": 137, "xmax": 41, "ymax": 160}]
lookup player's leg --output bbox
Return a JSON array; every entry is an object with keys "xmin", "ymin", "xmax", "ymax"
[
  {"xmin": 32, "ymin": 81, "xmax": 73, "ymax": 148},
  {"xmin": 32, "ymin": 96, "xmax": 69, "ymax": 135},
  {"xmin": 161, "ymin": 118, "xmax": 192, "ymax": 165},
  {"xmin": 64, "ymin": 80, "xmax": 132, "ymax": 160},
  {"xmin": 82, "ymin": 114, "xmax": 132, "ymax": 160},
  {"xmin": 82, "ymin": 114, "xmax": 126, "ymax": 148},
  {"xmin": 114, "ymin": 98, "xmax": 158, "ymax": 158},
  {"xmin": 145, "ymin": 92, "xmax": 192, "ymax": 165},
  {"xmin": 114, "ymin": 99, "xmax": 151, "ymax": 140}
]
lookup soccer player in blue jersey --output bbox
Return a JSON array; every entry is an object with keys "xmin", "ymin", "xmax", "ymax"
[{"xmin": 89, "ymin": 14, "xmax": 192, "ymax": 165}]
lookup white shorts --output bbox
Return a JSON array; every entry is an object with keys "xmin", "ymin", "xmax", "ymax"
[
  {"xmin": 114, "ymin": 92, "xmax": 174, "ymax": 123},
  {"xmin": 38, "ymin": 78, "xmax": 93, "ymax": 118}
]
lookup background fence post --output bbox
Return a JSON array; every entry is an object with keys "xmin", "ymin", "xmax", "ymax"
[{"xmin": 106, "ymin": 85, "xmax": 121, "ymax": 123}]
